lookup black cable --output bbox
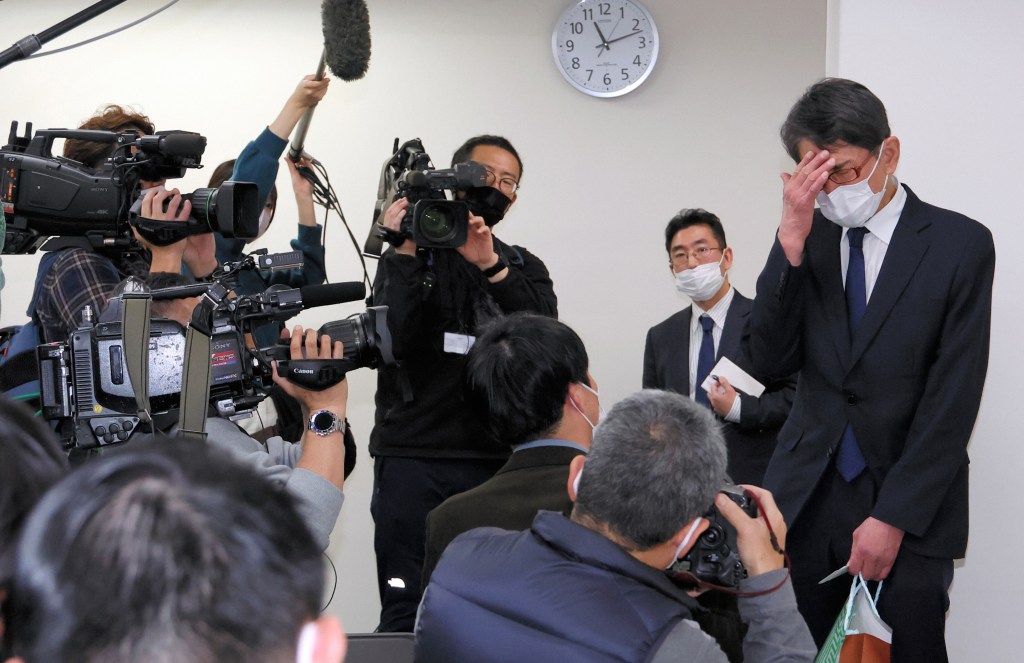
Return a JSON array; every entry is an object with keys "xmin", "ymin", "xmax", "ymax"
[{"xmin": 320, "ymin": 551, "xmax": 338, "ymax": 612}]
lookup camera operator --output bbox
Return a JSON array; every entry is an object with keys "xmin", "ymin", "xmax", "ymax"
[
  {"xmin": 415, "ymin": 390, "xmax": 816, "ymax": 663},
  {"xmin": 29, "ymin": 74, "xmax": 328, "ymax": 345},
  {"xmin": 145, "ymin": 262, "xmax": 349, "ymax": 550},
  {"xmin": 371, "ymin": 135, "xmax": 557, "ymax": 632}
]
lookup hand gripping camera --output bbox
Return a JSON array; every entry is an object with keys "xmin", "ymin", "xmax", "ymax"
[
  {"xmin": 666, "ymin": 484, "xmax": 759, "ymax": 589},
  {"xmin": 364, "ymin": 138, "xmax": 487, "ymax": 256}
]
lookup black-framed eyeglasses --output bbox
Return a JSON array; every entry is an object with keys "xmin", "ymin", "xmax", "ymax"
[
  {"xmin": 828, "ymin": 149, "xmax": 880, "ymax": 184},
  {"xmin": 671, "ymin": 246, "xmax": 722, "ymax": 265},
  {"xmin": 483, "ymin": 167, "xmax": 520, "ymax": 195}
]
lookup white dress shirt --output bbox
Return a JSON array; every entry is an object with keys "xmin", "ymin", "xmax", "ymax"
[
  {"xmin": 689, "ymin": 286, "xmax": 741, "ymax": 422},
  {"xmin": 840, "ymin": 178, "xmax": 907, "ymax": 301}
]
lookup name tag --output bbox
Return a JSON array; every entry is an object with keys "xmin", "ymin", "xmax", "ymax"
[{"xmin": 444, "ymin": 332, "xmax": 476, "ymax": 355}]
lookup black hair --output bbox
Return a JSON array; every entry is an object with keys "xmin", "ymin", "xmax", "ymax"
[
  {"xmin": 781, "ymin": 77, "xmax": 891, "ymax": 162},
  {"xmin": 0, "ymin": 397, "xmax": 67, "ymax": 589},
  {"xmin": 4, "ymin": 441, "xmax": 323, "ymax": 663},
  {"xmin": 451, "ymin": 134, "xmax": 524, "ymax": 181},
  {"xmin": 664, "ymin": 208, "xmax": 727, "ymax": 254},
  {"xmin": 465, "ymin": 313, "xmax": 588, "ymax": 447}
]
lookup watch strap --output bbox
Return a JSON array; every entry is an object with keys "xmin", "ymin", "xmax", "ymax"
[{"xmin": 480, "ymin": 256, "xmax": 508, "ymax": 278}]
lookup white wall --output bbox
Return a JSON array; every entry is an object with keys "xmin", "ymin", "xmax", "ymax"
[
  {"xmin": 829, "ymin": 1, "xmax": 1022, "ymax": 660},
  {"xmin": 0, "ymin": 0, "xmax": 827, "ymax": 633}
]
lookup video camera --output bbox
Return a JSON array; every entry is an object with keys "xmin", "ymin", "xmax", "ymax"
[
  {"xmin": 667, "ymin": 484, "xmax": 759, "ymax": 589},
  {"xmin": 1, "ymin": 120, "xmax": 260, "ymax": 254},
  {"xmin": 364, "ymin": 138, "xmax": 487, "ymax": 256},
  {"xmin": 37, "ymin": 252, "xmax": 395, "ymax": 451}
]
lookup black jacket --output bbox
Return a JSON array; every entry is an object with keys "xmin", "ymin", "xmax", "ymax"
[{"xmin": 370, "ymin": 239, "xmax": 557, "ymax": 458}]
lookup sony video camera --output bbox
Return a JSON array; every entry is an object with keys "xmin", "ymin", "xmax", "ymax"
[
  {"xmin": 1, "ymin": 121, "xmax": 260, "ymax": 254},
  {"xmin": 37, "ymin": 254, "xmax": 394, "ymax": 451},
  {"xmin": 364, "ymin": 138, "xmax": 487, "ymax": 256},
  {"xmin": 667, "ymin": 484, "xmax": 759, "ymax": 589}
]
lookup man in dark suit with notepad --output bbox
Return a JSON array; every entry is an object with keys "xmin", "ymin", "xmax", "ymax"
[{"xmin": 644, "ymin": 209, "xmax": 796, "ymax": 487}]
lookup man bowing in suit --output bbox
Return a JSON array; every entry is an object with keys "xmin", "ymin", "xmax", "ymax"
[
  {"xmin": 644, "ymin": 209, "xmax": 796, "ymax": 487},
  {"xmin": 748, "ymin": 78, "xmax": 995, "ymax": 663}
]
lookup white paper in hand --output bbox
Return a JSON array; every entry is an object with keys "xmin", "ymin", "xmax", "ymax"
[{"xmin": 700, "ymin": 356, "xmax": 766, "ymax": 398}]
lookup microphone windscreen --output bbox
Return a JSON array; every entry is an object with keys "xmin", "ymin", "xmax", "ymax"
[
  {"xmin": 300, "ymin": 281, "xmax": 366, "ymax": 309},
  {"xmin": 322, "ymin": 0, "xmax": 371, "ymax": 81}
]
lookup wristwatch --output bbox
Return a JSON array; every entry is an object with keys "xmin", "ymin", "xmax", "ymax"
[
  {"xmin": 308, "ymin": 409, "xmax": 345, "ymax": 437},
  {"xmin": 480, "ymin": 255, "xmax": 508, "ymax": 278}
]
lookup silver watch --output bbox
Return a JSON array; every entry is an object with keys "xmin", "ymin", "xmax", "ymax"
[{"xmin": 308, "ymin": 409, "xmax": 344, "ymax": 437}]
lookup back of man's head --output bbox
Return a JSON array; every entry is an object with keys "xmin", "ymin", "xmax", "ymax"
[
  {"xmin": 5, "ymin": 441, "xmax": 325, "ymax": 663},
  {"xmin": 573, "ymin": 390, "xmax": 726, "ymax": 550},
  {"xmin": 64, "ymin": 104, "xmax": 155, "ymax": 168},
  {"xmin": 0, "ymin": 396, "xmax": 67, "ymax": 589},
  {"xmin": 466, "ymin": 313, "xmax": 589, "ymax": 447},
  {"xmin": 781, "ymin": 77, "xmax": 891, "ymax": 161}
]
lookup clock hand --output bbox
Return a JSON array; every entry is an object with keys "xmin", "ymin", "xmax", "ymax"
[
  {"xmin": 593, "ymin": 22, "xmax": 610, "ymax": 56},
  {"xmin": 599, "ymin": 29, "xmax": 643, "ymax": 47}
]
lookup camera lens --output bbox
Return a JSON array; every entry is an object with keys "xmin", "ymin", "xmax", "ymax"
[{"xmin": 418, "ymin": 205, "xmax": 456, "ymax": 243}]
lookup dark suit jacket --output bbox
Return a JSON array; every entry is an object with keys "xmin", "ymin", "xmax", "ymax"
[
  {"xmin": 748, "ymin": 185, "xmax": 994, "ymax": 559},
  {"xmin": 422, "ymin": 445, "xmax": 583, "ymax": 587},
  {"xmin": 643, "ymin": 291, "xmax": 797, "ymax": 486}
]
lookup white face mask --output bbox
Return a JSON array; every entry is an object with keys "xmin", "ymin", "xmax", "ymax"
[
  {"xmin": 674, "ymin": 257, "xmax": 725, "ymax": 302},
  {"xmin": 257, "ymin": 208, "xmax": 273, "ymax": 238},
  {"xmin": 816, "ymin": 145, "xmax": 888, "ymax": 229},
  {"xmin": 569, "ymin": 382, "xmax": 605, "ymax": 431},
  {"xmin": 667, "ymin": 517, "xmax": 705, "ymax": 569}
]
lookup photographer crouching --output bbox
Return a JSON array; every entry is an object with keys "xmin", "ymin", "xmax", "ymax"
[{"xmin": 415, "ymin": 390, "xmax": 816, "ymax": 663}]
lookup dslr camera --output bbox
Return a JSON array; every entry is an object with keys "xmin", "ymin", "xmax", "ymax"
[
  {"xmin": 667, "ymin": 484, "xmax": 759, "ymax": 589},
  {"xmin": 365, "ymin": 138, "xmax": 487, "ymax": 255},
  {"xmin": 1, "ymin": 121, "xmax": 259, "ymax": 254}
]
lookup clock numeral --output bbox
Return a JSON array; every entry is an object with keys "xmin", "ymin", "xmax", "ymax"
[
  {"xmin": 572, "ymin": 57, "xmax": 581, "ymax": 70},
  {"xmin": 586, "ymin": 69, "xmax": 594, "ymax": 82},
  {"xmin": 603, "ymin": 72, "xmax": 612, "ymax": 85},
  {"xmin": 621, "ymin": 68, "xmax": 629, "ymax": 81},
  {"xmin": 570, "ymin": 21, "xmax": 583, "ymax": 35},
  {"xmin": 633, "ymin": 55, "xmax": 641, "ymax": 66},
  {"xmin": 566, "ymin": 39, "xmax": 575, "ymax": 52},
  {"xmin": 620, "ymin": 7, "xmax": 626, "ymax": 18},
  {"xmin": 583, "ymin": 8, "xmax": 593, "ymax": 20},
  {"xmin": 639, "ymin": 36, "xmax": 647, "ymax": 49},
  {"xmin": 599, "ymin": 2, "xmax": 611, "ymax": 16},
  {"xmin": 633, "ymin": 19, "xmax": 641, "ymax": 31}
]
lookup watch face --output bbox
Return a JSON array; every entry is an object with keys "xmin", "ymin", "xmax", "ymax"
[
  {"xmin": 311, "ymin": 410, "xmax": 337, "ymax": 434},
  {"xmin": 552, "ymin": 0, "xmax": 659, "ymax": 98}
]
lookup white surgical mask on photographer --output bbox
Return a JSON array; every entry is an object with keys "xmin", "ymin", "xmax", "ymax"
[
  {"xmin": 667, "ymin": 517, "xmax": 705, "ymax": 568},
  {"xmin": 569, "ymin": 382, "xmax": 605, "ymax": 431},
  {"xmin": 816, "ymin": 144, "xmax": 888, "ymax": 229},
  {"xmin": 674, "ymin": 257, "xmax": 726, "ymax": 302}
]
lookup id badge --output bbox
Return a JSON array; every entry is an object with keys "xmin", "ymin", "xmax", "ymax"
[{"xmin": 443, "ymin": 332, "xmax": 476, "ymax": 355}]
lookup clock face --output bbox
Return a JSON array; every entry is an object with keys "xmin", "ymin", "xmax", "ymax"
[{"xmin": 552, "ymin": 0, "xmax": 660, "ymax": 98}]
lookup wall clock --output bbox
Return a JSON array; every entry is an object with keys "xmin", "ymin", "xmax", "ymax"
[{"xmin": 552, "ymin": 0, "xmax": 660, "ymax": 98}]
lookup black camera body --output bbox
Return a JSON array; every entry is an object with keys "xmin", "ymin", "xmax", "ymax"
[
  {"xmin": 366, "ymin": 138, "xmax": 487, "ymax": 254},
  {"xmin": 668, "ymin": 484, "xmax": 759, "ymax": 589},
  {"xmin": 1, "ymin": 121, "xmax": 259, "ymax": 254},
  {"xmin": 37, "ymin": 257, "xmax": 395, "ymax": 451}
]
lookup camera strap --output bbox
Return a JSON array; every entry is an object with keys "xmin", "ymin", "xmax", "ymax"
[
  {"xmin": 176, "ymin": 294, "xmax": 221, "ymax": 442},
  {"xmin": 121, "ymin": 283, "xmax": 153, "ymax": 424}
]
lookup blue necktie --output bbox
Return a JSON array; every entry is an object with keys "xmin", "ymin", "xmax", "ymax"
[
  {"xmin": 837, "ymin": 227, "xmax": 868, "ymax": 481},
  {"xmin": 694, "ymin": 315, "xmax": 715, "ymax": 409}
]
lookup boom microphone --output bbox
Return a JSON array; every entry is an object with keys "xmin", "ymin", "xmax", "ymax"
[
  {"xmin": 298, "ymin": 281, "xmax": 367, "ymax": 309},
  {"xmin": 289, "ymin": 0, "xmax": 371, "ymax": 160}
]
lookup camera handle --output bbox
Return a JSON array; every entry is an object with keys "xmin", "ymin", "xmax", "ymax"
[{"xmin": 275, "ymin": 359, "xmax": 350, "ymax": 391}]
